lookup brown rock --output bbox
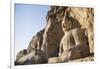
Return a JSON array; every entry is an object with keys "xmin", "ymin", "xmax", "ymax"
[
  {"xmin": 15, "ymin": 50, "xmax": 45, "ymax": 65},
  {"xmin": 15, "ymin": 6, "xmax": 94, "ymax": 65},
  {"xmin": 48, "ymin": 57, "xmax": 61, "ymax": 63},
  {"xmin": 41, "ymin": 6, "xmax": 64, "ymax": 59},
  {"xmin": 27, "ymin": 29, "xmax": 44, "ymax": 53},
  {"xmin": 68, "ymin": 8, "xmax": 94, "ymax": 53},
  {"xmin": 16, "ymin": 49, "xmax": 27, "ymax": 61},
  {"xmin": 58, "ymin": 11, "xmax": 90, "ymax": 62}
]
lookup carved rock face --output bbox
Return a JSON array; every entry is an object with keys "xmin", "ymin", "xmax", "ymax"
[
  {"xmin": 62, "ymin": 16, "xmax": 72, "ymax": 31},
  {"xmin": 15, "ymin": 6, "xmax": 94, "ymax": 65},
  {"xmin": 41, "ymin": 7, "xmax": 64, "ymax": 58},
  {"xmin": 69, "ymin": 8, "xmax": 94, "ymax": 53},
  {"xmin": 59, "ymin": 11, "xmax": 90, "ymax": 61}
]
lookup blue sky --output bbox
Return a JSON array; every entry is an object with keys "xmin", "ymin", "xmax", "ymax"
[{"xmin": 15, "ymin": 3, "xmax": 50, "ymax": 58}]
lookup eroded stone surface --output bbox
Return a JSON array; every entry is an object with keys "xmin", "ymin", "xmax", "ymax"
[{"xmin": 15, "ymin": 6, "xmax": 94, "ymax": 65}]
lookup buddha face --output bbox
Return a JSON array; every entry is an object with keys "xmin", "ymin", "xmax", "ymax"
[{"xmin": 62, "ymin": 16, "xmax": 72, "ymax": 31}]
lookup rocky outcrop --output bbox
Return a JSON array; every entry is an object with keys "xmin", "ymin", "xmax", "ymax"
[
  {"xmin": 41, "ymin": 6, "xmax": 64, "ymax": 59},
  {"xmin": 48, "ymin": 57, "xmax": 61, "ymax": 63},
  {"xmin": 27, "ymin": 29, "xmax": 44, "ymax": 54},
  {"xmin": 15, "ymin": 50, "xmax": 45, "ymax": 65},
  {"xmin": 15, "ymin": 6, "xmax": 94, "ymax": 65},
  {"xmin": 48, "ymin": 54, "xmax": 94, "ymax": 64},
  {"xmin": 68, "ymin": 8, "xmax": 94, "ymax": 53},
  {"xmin": 15, "ymin": 29, "xmax": 46, "ymax": 65},
  {"xmin": 16, "ymin": 49, "xmax": 27, "ymax": 61}
]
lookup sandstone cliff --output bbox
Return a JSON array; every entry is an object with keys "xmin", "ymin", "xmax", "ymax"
[{"xmin": 15, "ymin": 6, "xmax": 94, "ymax": 65}]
